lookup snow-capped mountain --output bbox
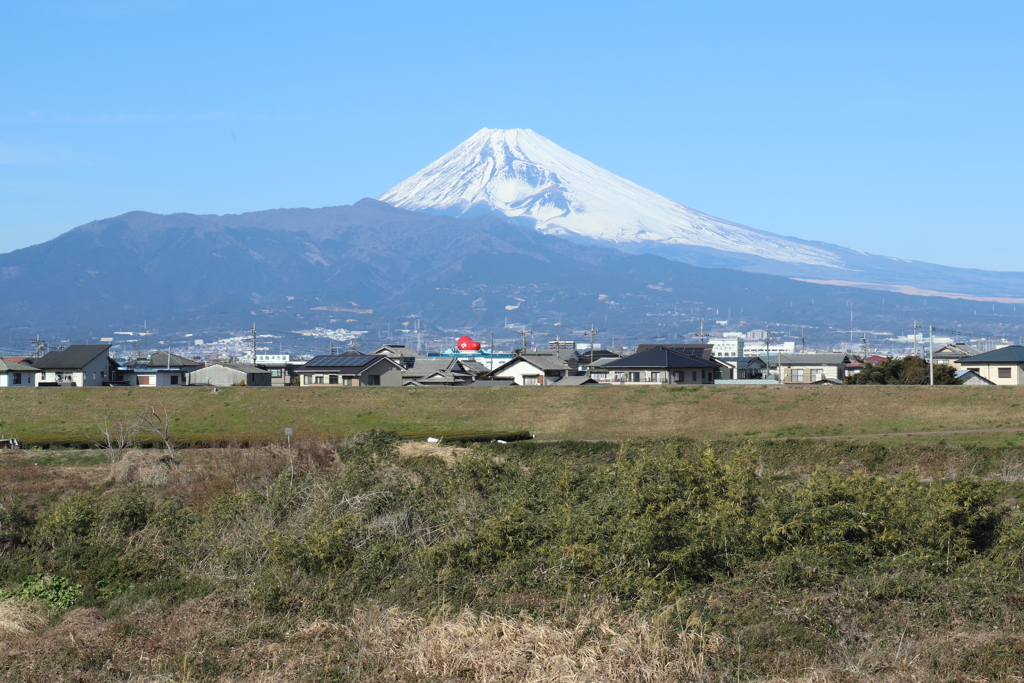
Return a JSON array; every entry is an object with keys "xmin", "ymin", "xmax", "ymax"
[
  {"xmin": 379, "ymin": 128, "xmax": 839, "ymax": 267},
  {"xmin": 380, "ymin": 128, "xmax": 1024, "ymax": 301}
]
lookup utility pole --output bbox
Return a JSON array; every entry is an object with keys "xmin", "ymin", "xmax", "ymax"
[
  {"xmin": 801, "ymin": 327, "xmax": 806, "ymax": 354},
  {"xmin": 132, "ymin": 339, "xmax": 141, "ymax": 360},
  {"xmin": 862, "ymin": 332, "xmax": 868, "ymax": 362},
  {"xmin": 912, "ymin": 319, "xmax": 920, "ymax": 357},
  {"xmin": 765, "ymin": 324, "xmax": 773, "ymax": 381},
  {"xmin": 929, "ymin": 325, "xmax": 935, "ymax": 386},
  {"xmin": 518, "ymin": 327, "xmax": 532, "ymax": 355},
  {"xmin": 588, "ymin": 323, "xmax": 599, "ymax": 363},
  {"xmin": 849, "ymin": 300, "xmax": 854, "ymax": 345},
  {"xmin": 694, "ymin": 319, "xmax": 710, "ymax": 344},
  {"xmin": 329, "ymin": 340, "xmax": 335, "ymax": 355},
  {"xmin": 31, "ymin": 335, "xmax": 47, "ymax": 358},
  {"xmin": 251, "ymin": 325, "xmax": 258, "ymax": 364}
]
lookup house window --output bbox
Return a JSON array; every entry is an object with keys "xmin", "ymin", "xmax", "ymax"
[
  {"xmin": 999, "ymin": 368, "xmax": 1012, "ymax": 379},
  {"xmin": 13, "ymin": 373, "xmax": 21, "ymax": 385},
  {"xmin": 674, "ymin": 371, "xmax": 683, "ymax": 382},
  {"xmin": 629, "ymin": 372, "xmax": 640, "ymax": 383},
  {"xmin": 343, "ymin": 377, "xmax": 352, "ymax": 386},
  {"xmin": 101, "ymin": 371, "xmax": 106, "ymax": 378},
  {"xmin": 523, "ymin": 375, "xmax": 539, "ymax": 386},
  {"xmin": 650, "ymin": 371, "xmax": 660, "ymax": 383},
  {"xmin": 138, "ymin": 375, "xmax": 152, "ymax": 385},
  {"xmin": 314, "ymin": 375, "xmax": 324, "ymax": 384},
  {"xmin": 812, "ymin": 369, "xmax": 824, "ymax": 382},
  {"xmin": 329, "ymin": 374, "xmax": 339, "ymax": 384},
  {"xmin": 365, "ymin": 374, "xmax": 381, "ymax": 386},
  {"xmin": 792, "ymin": 369, "xmax": 805, "ymax": 382},
  {"xmin": 170, "ymin": 376, "xmax": 179, "ymax": 385},
  {"xmin": 303, "ymin": 374, "xmax": 310, "ymax": 385},
  {"xmin": 692, "ymin": 371, "xmax": 697, "ymax": 382}
]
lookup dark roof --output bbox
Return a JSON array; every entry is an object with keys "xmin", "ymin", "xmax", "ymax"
[
  {"xmin": 576, "ymin": 349, "xmax": 621, "ymax": 363},
  {"xmin": 636, "ymin": 344, "xmax": 713, "ymax": 359},
  {"xmin": 127, "ymin": 351, "xmax": 201, "ymax": 369},
  {"xmin": 468, "ymin": 379, "xmax": 516, "ymax": 387},
  {"xmin": 302, "ymin": 355, "xmax": 398, "ymax": 373},
  {"xmin": 603, "ymin": 346, "xmax": 721, "ymax": 370},
  {"xmin": 33, "ymin": 344, "xmax": 110, "ymax": 370},
  {"xmin": 956, "ymin": 345, "xmax": 1024, "ymax": 364}
]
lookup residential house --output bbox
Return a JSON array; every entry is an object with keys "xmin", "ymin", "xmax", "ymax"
[
  {"xmin": 715, "ymin": 356, "xmax": 767, "ymax": 380},
  {"xmin": 188, "ymin": 363, "xmax": 272, "ymax": 387},
  {"xmin": 599, "ymin": 346, "xmax": 723, "ymax": 385},
  {"xmin": 954, "ymin": 346, "xmax": 1024, "ymax": 386},
  {"xmin": 491, "ymin": 351, "xmax": 577, "ymax": 386},
  {"xmin": 574, "ymin": 348, "xmax": 621, "ymax": 367},
  {"xmin": 636, "ymin": 343, "xmax": 715, "ymax": 360},
  {"xmin": 372, "ymin": 345, "xmax": 425, "ymax": 370},
  {"xmin": 0, "ymin": 359, "xmax": 40, "ymax": 387},
  {"xmin": 295, "ymin": 355, "xmax": 403, "ymax": 387},
  {"xmin": 932, "ymin": 343, "xmax": 980, "ymax": 365},
  {"xmin": 33, "ymin": 345, "xmax": 113, "ymax": 386},
  {"xmin": 776, "ymin": 353, "xmax": 852, "ymax": 384},
  {"xmin": 254, "ymin": 354, "xmax": 305, "ymax": 387},
  {"xmin": 117, "ymin": 352, "xmax": 203, "ymax": 387},
  {"xmin": 402, "ymin": 357, "xmax": 481, "ymax": 387}
]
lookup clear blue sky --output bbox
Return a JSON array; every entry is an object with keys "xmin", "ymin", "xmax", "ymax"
[{"xmin": 3, "ymin": 1, "xmax": 1022, "ymax": 271}]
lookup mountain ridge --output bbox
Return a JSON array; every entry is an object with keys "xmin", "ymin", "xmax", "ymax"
[{"xmin": 1, "ymin": 200, "xmax": 1019, "ymax": 346}]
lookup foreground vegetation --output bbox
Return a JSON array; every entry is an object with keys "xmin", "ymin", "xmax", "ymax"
[
  {"xmin": 3, "ymin": 383, "xmax": 1024, "ymax": 443},
  {"xmin": 3, "ymin": 435, "xmax": 1024, "ymax": 681}
]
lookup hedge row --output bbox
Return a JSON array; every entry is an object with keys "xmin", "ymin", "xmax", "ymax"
[{"xmin": 12, "ymin": 429, "xmax": 533, "ymax": 450}]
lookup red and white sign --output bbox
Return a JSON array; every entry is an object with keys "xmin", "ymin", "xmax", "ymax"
[{"xmin": 457, "ymin": 335, "xmax": 481, "ymax": 351}]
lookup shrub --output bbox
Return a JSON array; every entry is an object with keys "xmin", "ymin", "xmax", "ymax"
[{"xmin": 1, "ymin": 574, "xmax": 82, "ymax": 610}]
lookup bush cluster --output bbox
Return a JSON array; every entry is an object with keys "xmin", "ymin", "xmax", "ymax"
[{"xmin": 3, "ymin": 434, "xmax": 1017, "ymax": 617}]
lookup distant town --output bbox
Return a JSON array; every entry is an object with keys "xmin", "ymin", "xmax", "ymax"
[{"xmin": 3, "ymin": 323, "xmax": 1023, "ymax": 389}]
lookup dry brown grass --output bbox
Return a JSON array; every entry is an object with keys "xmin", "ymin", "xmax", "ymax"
[
  {"xmin": 397, "ymin": 440, "xmax": 471, "ymax": 465},
  {"xmin": 0, "ymin": 600, "xmax": 46, "ymax": 640},
  {"xmin": 339, "ymin": 605, "xmax": 725, "ymax": 682}
]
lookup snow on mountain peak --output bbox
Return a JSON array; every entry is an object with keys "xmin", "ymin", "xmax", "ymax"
[{"xmin": 379, "ymin": 128, "xmax": 841, "ymax": 267}]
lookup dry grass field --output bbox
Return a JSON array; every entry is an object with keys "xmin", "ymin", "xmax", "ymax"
[{"xmin": 2, "ymin": 384, "xmax": 1024, "ymax": 443}]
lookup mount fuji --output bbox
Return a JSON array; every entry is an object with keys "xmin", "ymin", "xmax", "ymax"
[{"xmin": 380, "ymin": 128, "xmax": 1024, "ymax": 302}]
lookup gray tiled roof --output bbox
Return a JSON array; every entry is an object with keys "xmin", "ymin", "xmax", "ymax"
[
  {"xmin": 956, "ymin": 345, "xmax": 1024, "ymax": 364},
  {"xmin": 603, "ymin": 347, "xmax": 720, "ymax": 370},
  {"xmin": 507, "ymin": 353, "xmax": 574, "ymax": 372},
  {"xmin": 213, "ymin": 363, "xmax": 271, "ymax": 374},
  {"xmin": 33, "ymin": 344, "xmax": 110, "ymax": 370},
  {"xmin": 552, "ymin": 375, "xmax": 602, "ymax": 385}
]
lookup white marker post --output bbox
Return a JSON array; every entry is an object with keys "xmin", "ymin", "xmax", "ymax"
[{"xmin": 284, "ymin": 428, "xmax": 294, "ymax": 481}]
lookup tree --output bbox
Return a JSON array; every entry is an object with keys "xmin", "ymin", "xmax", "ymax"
[{"xmin": 845, "ymin": 356, "xmax": 960, "ymax": 385}]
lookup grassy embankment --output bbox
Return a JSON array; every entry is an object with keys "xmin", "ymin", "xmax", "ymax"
[
  {"xmin": 2, "ymin": 435, "xmax": 1024, "ymax": 680},
  {"xmin": 2, "ymin": 384, "xmax": 1024, "ymax": 445}
]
